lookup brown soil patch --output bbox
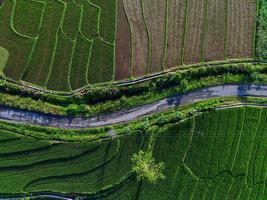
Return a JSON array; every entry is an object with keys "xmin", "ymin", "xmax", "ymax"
[
  {"xmin": 115, "ymin": 0, "xmax": 132, "ymax": 81},
  {"xmin": 165, "ymin": 0, "xmax": 187, "ymax": 69},
  {"xmin": 203, "ymin": 0, "xmax": 227, "ymax": 61},
  {"xmin": 226, "ymin": 0, "xmax": 257, "ymax": 58},
  {"xmin": 143, "ymin": 0, "xmax": 166, "ymax": 73},
  {"xmin": 123, "ymin": 0, "xmax": 149, "ymax": 77},
  {"xmin": 183, "ymin": 0, "xmax": 206, "ymax": 64}
]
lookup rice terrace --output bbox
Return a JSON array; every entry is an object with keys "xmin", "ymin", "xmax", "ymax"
[{"xmin": 0, "ymin": 0, "xmax": 267, "ymax": 199}]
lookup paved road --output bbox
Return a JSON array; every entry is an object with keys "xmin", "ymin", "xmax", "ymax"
[{"xmin": 0, "ymin": 84, "xmax": 267, "ymax": 129}]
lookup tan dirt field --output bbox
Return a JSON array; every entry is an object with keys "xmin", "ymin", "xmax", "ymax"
[
  {"xmin": 165, "ymin": 0, "xmax": 187, "ymax": 69},
  {"xmin": 226, "ymin": 0, "xmax": 257, "ymax": 58},
  {"xmin": 204, "ymin": 0, "xmax": 227, "ymax": 62},
  {"xmin": 115, "ymin": 0, "xmax": 132, "ymax": 80},
  {"xmin": 123, "ymin": 0, "xmax": 149, "ymax": 77},
  {"xmin": 183, "ymin": 0, "xmax": 206, "ymax": 64},
  {"xmin": 143, "ymin": 0, "xmax": 166, "ymax": 73}
]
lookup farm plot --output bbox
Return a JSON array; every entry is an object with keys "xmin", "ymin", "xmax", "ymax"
[
  {"xmin": 226, "ymin": 0, "xmax": 257, "ymax": 59},
  {"xmin": 183, "ymin": 0, "xmax": 206, "ymax": 64},
  {"xmin": 115, "ymin": 0, "xmax": 132, "ymax": 80},
  {"xmin": 102, "ymin": 107, "xmax": 267, "ymax": 199},
  {"xmin": 117, "ymin": 0, "xmax": 257, "ymax": 80},
  {"xmin": 203, "ymin": 0, "xmax": 227, "ymax": 62},
  {"xmin": 122, "ymin": 0, "xmax": 149, "ymax": 77},
  {"xmin": 0, "ymin": 127, "xmax": 146, "ymax": 194},
  {"xmin": 0, "ymin": 0, "xmax": 258, "ymax": 89},
  {"xmin": 164, "ymin": 0, "xmax": 187, "ymax": 69},
  {"xmin": 0, "ymin": 0, "xmax": 116, "ymax": 91}
]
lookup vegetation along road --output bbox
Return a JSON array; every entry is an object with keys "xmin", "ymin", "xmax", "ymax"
[{"xmin": 0, "ymin": 84, "xmax": 267, "ymax": 129}]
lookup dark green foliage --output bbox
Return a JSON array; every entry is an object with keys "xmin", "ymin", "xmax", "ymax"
[{"xmin": 257, "ymin": 0, "xmax": 267, "ymax": 60}]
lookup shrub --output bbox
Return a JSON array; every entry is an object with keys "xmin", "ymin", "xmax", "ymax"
[{"xmin": 132, "ymin": 151, "xmax": 165, "ymax": 184}]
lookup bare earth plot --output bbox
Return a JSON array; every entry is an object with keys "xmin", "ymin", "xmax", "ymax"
[{"xmin": 120, "ymin": 0, "xmax": 257, "ymax": 77}]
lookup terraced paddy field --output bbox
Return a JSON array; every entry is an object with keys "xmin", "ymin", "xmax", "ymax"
[
  {"xmin": 0, "ymin": 0, "xmax": 257, "ymax": 91},
  {"xmin": 0, "ymin": 106, "xmax": 266, "ymax": 199}
]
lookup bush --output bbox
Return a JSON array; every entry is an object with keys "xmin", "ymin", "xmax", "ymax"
[{"xmin": 132, "ymin": 151, "xmax": 165, "ymax": 184}]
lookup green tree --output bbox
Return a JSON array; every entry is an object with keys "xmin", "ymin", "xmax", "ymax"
[{"xmin": 131, "ymin": 151, "xmax": 165, "ymax": 184}]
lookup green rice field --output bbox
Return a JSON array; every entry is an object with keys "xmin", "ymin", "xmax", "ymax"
[{"xmin": 0, "ymin": 106, "xmax": 266, "ymax": 199}]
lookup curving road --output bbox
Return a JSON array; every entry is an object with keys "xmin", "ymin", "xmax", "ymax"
[{"xmin": 0, "ymin": 84, "xmax": 267, "ymax": 129}]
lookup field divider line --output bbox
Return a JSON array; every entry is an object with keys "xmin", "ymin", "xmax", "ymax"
[
  {"xmin": 89, "ymin": 0, "xmax": 101, "ymax": 38},
  {"xmin": 211, "ymin": 174, "xmax": 231, "ymax": 200},
  {"xmin": 246, "ymin": 108, "xmax": 262, "ymax": 184},
  {"xmin": 10, "ymin": 0, "xmax": 37, "ymax": 40},
  {"xmin": 67, "ymin": 32, "xmax": 77, "ymax": 92},
  {"xmin": 177, "ymin": 173, "xmax": 191, "ymax": 200},
  {"xmin": 200, "ymin": 0, "xmax": 209, "ymax": 62},
  {"xmin": 224, "ymin": 0, "xmax": 229, "ymax": 59},
  {"xmin": 162, "ymin": 0, "xmax": 169, "ymax": 71},
  {"xmin": 253, "ymin": 0, "xmax": 260, "ymax": 58},
  {"xmin": 140, "ymin": 0, "xmax": 151, "ymax": 75},
  {"xmin": 258, "ymin": 151, "xmax": 267, "ymax": 199},
  {"xmin": 76, "ymin": 2, "xmax": 93, "ymax": 85},
  {"xmin": 68, "ymin": 4, "xmax": 83, "ymax": 89},
  {"xmin": 217, "ymin": 109, "xmax": 230, "ymax": 173},
  {"xmin": 182, "ymin": 116, "xmax": 195, "ymax": 163},
  {"xmin": 23, "ymin": 138, "xmax": 121, "ymax": 191},
  {"xmin": 230, "ymin": 107, "xmax": 246, "ymax": 171},
  {"xmin": 207, "ymin": 111, "xmax": 222, "ymax": 176},
  {"xmin": 20, "ymin": 0, "xmax": 46, "ymax": 81},
  {"xmin": 170, "ymin": 165, "xmax": 181, "ymax": 191},
  {"xmin": 181, "ymin": 0, "xmax": 190, "ymax": 65},
  {"xmin": 189, "ymin": 178, "xmax": 199, "ymax": 200},
  {"xmin": 112, "ymin": 0, "xmax": 118, "ymax": 82},
  {"xmin": 224, "ymin": 177, "xmax": 235, "ymax": 200},
  {"xmin": 44, "ymin": 0, "xmax": 66, "ymax": 88},
  {"xmin": 183, "ymin": 159, "xmax": 201, "ymax": 181},
  {"xmin": 122, "ymin": 0, "xmax": 134, "ymax": 78},
  {"xmin": 73, "ymin": 0, "xmax": 81, "ymax": 7},
  {"xmin": 85, "ymin": 38, "xmax": 93, "ymax": 85},
  {"xmin": 202, "ymin": 179, "xmax": 212, "ymax": 200}
]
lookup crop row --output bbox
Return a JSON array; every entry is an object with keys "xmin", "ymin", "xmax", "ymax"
[
  {"xmin": 103, "ymin": 107, "xmax": 267, "ymax": 199},
  {"xmin": 0, "ymin": 127, "xmax": 146, "ymax": 194},
  {"xmin": 0, "ymin": 0, "xmax": 116, "ymax": 91},
  {"xmin": 118, "ymin": 0, "xmax": 257, "ymax": 80}
]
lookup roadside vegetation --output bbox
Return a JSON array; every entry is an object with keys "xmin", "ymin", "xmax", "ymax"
[{"xmin": 0, "ymin": 62, "xmax": 266, "ymax": 117}]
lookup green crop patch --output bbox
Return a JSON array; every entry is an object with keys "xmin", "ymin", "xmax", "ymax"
[
  {"xmin": 104, "ymin": 107, "xmax": 267, "ymax": 199},
  {"xmin": 0, "ymin": 46, "xmax": 9, "ymax": 72},
  {"xmin": 0, "ymin": 0, "xmax": 116, "ymax": 91},
  {"xmin": 0, "ymin": 128, "xmax": 146, "ymax": 194},
  {"xmin": 0, "ymin": 106, "xmax": 266, "ymax": 199}
]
